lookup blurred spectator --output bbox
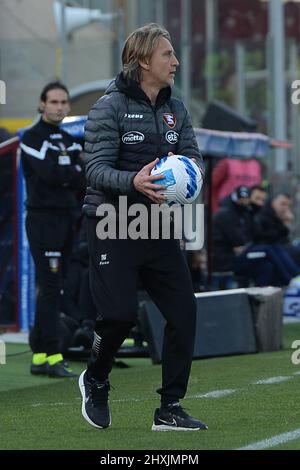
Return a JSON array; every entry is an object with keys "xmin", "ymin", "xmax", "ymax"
[
  {"xmin": 234, "ymin": 193, "xmax": 300, "ymax": 286},
  {"xmin": 249, "ymin": 185, "xmax": 268, "ymax": 216},
  {"xmin": 252, "ymin": 194, "xmax": 294, "ymax": 245},
  {"xmin": 212, "ymin": 185, "xmax": 252, "ymax": 273},
  {"xmin": 219, "ymin": 184, "xmax": 267, "ymax": 213}
]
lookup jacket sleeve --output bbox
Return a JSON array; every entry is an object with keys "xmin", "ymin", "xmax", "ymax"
[
  {"xmin": 176, "ymin": 104, "xmax": 205, "ymax": 177},
  {"xmin": 213, "ymin": 210, "xmax": 249, "ymax": 247},
  {"xmin": 84, "ymin": 96, "xmax": 137, "ymax": 196},
  {"xmin": 20, "ymin": 132, "xmax": 86, "ymax": 189}
]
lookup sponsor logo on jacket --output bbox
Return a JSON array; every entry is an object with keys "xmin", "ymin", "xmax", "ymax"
[
  {"xmin": 124, "ymin": 114, "xmax": 144, "ymax": 119},
  {"xmin": 122, "ymin": 131, "xmax": 145, "ymax": 144},
  {"xmin": 165, "ymin": 130, "xmax": 179, "ymax": 144},
  {"xmin": 99, "ymin": 253, "xmax": 110, "ymax": 266}
]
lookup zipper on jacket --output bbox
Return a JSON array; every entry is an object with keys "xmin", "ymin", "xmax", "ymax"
[{"xmin": 152, "ymin": 106, "xmax": 162, "ymax": 157}]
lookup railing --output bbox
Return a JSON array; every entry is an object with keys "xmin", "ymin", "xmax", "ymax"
[{"xmin": 0, "ymin": 136, "xmax": 20, "ymax": 331}]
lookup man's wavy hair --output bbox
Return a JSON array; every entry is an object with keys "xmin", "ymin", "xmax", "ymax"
[{"xmin": 122, "ymin": 23, "xmax": 171, "ymax": 83}]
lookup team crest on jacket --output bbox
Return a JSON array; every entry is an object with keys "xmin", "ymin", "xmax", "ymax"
[{"xmin": 163, "ymin": 113, "xmax": 176, "ymax": 129}]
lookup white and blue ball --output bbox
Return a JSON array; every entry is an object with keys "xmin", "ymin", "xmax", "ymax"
[{"xmin": 151, "ymin": 155, "xmax": 203, "ymax": 205}]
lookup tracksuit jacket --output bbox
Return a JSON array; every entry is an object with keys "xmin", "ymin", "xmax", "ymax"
[{"xmin": 83, "ymin": 72, "xmax": 204, "ymax": 215}]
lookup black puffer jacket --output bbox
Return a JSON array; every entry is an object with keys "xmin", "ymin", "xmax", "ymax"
[
  {"xmin": 212, "ymin": 200, "xmax": 253, "ymax": 271},
  {"xmin": 83, "ymin": 72, "xmax": 203, "ymax": 216}
]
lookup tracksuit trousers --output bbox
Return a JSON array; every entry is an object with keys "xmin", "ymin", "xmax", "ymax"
[
  {"xmin": 26, "ymin": 209, "xmax": 75, "ymax": 355},
  {"xmin": 86, "ymin": 216, "xmax": 197, "ymax": 403}
]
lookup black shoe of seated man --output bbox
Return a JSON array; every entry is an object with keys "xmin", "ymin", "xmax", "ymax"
[
  {"xmin": 151, "ymin": 402, "xmax": 208, "ymax": 431},
  {"xmin": 47, "ymin": 360, "xmax": 78, "ymax": 378},
  {"xmin": 30, "ymin": 363, "xmax": 48, "ymax": 376},
  {"xmin": 79, "ymin": 370, "xmax": 111, "ymax": 429}
]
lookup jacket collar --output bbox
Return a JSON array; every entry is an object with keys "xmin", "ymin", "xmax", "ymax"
[
  {"xmin": 114, "ymin": 72, "xmax": 171, "ymax": 109},
  {"xmin": 39, "ymin": 117, "xmax": 62, "ymax": 131}
]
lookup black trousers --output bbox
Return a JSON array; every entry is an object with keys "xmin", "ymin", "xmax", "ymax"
[
  {"xmin": 26, "ymin": 210, "xmax": 75, "ymax": 355},
  {"xmin": 86, "ymin": 217, "xmax": 197, "ymax": 402}
]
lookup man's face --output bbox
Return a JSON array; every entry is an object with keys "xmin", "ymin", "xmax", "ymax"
[
  {"xmin": 250, "ymin": 189, "xmax": 267, "ymax": 207},
  {"xmin": 40, "ymin": 88, "xmax": 70, "ymax": 125},
  {"xmin": 144, "ymin": 37, "xmax": 179, "ymax": 89},
  {"xmin": 271, "ymin": 195, "xmax": 291, "ymax": 219}
]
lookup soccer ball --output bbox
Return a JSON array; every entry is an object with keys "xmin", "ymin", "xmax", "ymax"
[{"xmin": 151, "ymin": 155, "xmax": 203, "ymax": 205}]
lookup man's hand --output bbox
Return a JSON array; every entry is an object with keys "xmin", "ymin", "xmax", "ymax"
[{"xmin": 133, "ymin": 158, "xmax": 167, "ymax": 203}]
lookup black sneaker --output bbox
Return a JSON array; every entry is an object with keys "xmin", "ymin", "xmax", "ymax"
[
  {"xmin": 79, "ymin": 370, "xmax": 111, "ymax": 429},
  {"xmin": 30, "ymin": 363, "xmax": 48, "ymax": 376},
  {"xmin": 47, "ymin": 360, "xmax": 78, "ymax": 378},
  {"xmin": 151, "ymin": 402, "xmax": 208, "ymax": 431}
]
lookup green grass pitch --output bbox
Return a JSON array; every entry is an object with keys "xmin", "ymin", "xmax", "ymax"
[{"xmin": 1, "ymin": 322, "xmax": 300, "ymax": 450}]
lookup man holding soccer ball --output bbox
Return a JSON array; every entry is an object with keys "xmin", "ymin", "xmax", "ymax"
[{"xmin": 79, "ymin": 23, "xmax": 207, "ymax": 431}]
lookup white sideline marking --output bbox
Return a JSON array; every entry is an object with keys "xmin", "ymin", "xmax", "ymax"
[
  {"xmin": 28, "ymin": 373, "xmax": 299, "ymax": 408},
  {"xmin": 190, "ymin": 389, "xmax": 237, "ymax": 399},
  {"xmin": 113, "ymin": 397, "xmax": 151, "ymax": 403},
  {"xmin": 75, "ymin": 396, "xmax": 150, "ymax": 403},
  {"xmin": 30, "ymin": 397, "xmax": 150, "ymax": 408},
  {"xmin": 31, "ymin": 402, "xmax": 68, "ymax": 407},
  {"xmin": 252, "ymin": 376, "xmax": 292, "ymax": 385},
  {"xmin": 29, "ymin": 390, "xmax": 236, "ymax": 409},
  {"xmin": 238, "ymin": 428, "xmax": 300, "ymax": 450}
]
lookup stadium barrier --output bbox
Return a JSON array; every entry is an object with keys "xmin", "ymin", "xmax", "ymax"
[{"xmin": 139, "ymin": 287, "xmax": 283, "ymax": 364}]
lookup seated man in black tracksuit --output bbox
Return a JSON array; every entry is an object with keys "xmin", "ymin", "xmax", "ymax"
[
  {"xmin": 20, "ymin": 81, "xmax": 86, "ymax": 377},
  {"xmin": 212, "ymin": 186, "xmax": 253, "ymax": 275}
]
